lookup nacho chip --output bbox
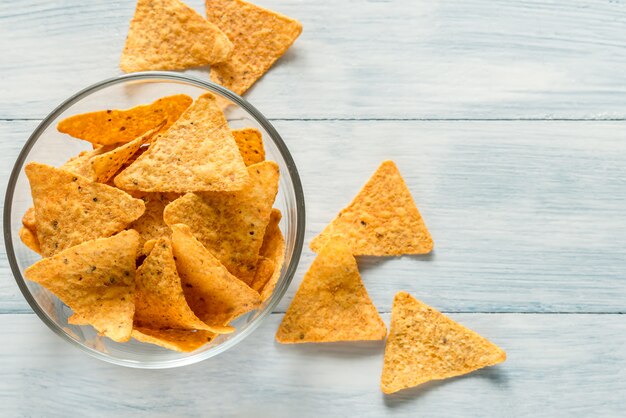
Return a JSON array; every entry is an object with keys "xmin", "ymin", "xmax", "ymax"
[
  {"xmin": 310, "ymin": 160, "xmax": 434, "ymax": 256},
  {"xmin": 68, "ymin": 313, "xmax": 89, "ymax": 326},
  {"xmin": 121, "ymin": 0, "xmax": 233, "ymax": 72},
  {"xmin": 24, "ymin": 230, "xmax": 140, "ymax": 342},
  {"xmin": 127, "ymin": 193, "xmax": 175, "ymax": 255},
  {"xmin": 381, "ymin": 292, "xmax": 506, "ymax": 394},
  {"xmin": 19, "ymin": 226, "xmax": 41, "ymax": 254},
  {"xmin": 206, "ymin": 0, "xmax": 302, "ymax": 95},
  {"xmin": 171, "ymin": 224, "xmax": 261, "ymax": 327},
  {"xmin": 22, "ymin": 207, "xmax": 37, "ymax": 231},
  {"xmin": 163, "ymin": 161, "xmax": 279, "ymax": 284},
  {"xmin": 275, "ymin": 239, "xmax": 387, "ymax": 343},
  {"xmin": 231, "ymin": 128, "xmax": 265, "ymax": 166},
  {"xmin": 57, "ymin": 94, "xmax": 192, "ymax": 145},
  {"xmin": 258, "ymin": 208, "xmax": 285, "ymax": 301},
  {"xmin": 250, "ymin": 256, "xmax": 274, "ymax": 293},
  {"xmin": 61, "ymin": 123, "xmax": 163, "ymax": 183},
  {"xmin": 115, "ymin": 93, "xmax": 248, "ymax": 193},
  {"xmin": 25, "ymin": 163, "xmax": 145, "ymax": 257},
  {"xmin": 134, "ymin": 237, "xmax": 232, "ymax": 334},
  {"xmin": 132, "ymin": 327, "xmax": 215, "ymax": 352}
]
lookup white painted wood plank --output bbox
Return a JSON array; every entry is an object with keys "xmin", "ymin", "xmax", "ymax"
[
  {"xmin": 2, "ymin": 0, "xmax": 626, "ymax": 119},
  {"xmin": 2, "ymin": 120, "xmax": 626, "ymax": 314},
  {"xmin": 0, "ymin": 313, "xmax": 624, "ymax": 417}
]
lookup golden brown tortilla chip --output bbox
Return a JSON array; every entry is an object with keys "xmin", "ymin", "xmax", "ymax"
[
  {"xmin": 22, "ymin": 207, "xmax": 37, "ymax": 231},
  {"xmin": 163, "ymin": 161, "xmax": 279, "ymax": 284},
  {"xmin": 381, "ymin": 292, "xmax": 506, "ymax": 394},
  {"xmin": 310, "ymin": 160, "xmax": 434, "ymax": 256},
  {"xmin": 25, "ymin": 163, "xmax": 145, "ymax": 257},
  {"xmin": 206, "ymin": 0, "xmax": 302, "ymax": 95},
  {"xmin": 114, "ymin": 93, "xmax": 248, "ymax": 193},
  {"xmin": 67, "ymin": 313, "xmax": 89, "ymax": 326},
  {"xmin": 24, "ymin": 230, "xmax": 140, "ymax": 342},
  {"xmin": 57, "ymin": 94, "xmax": 192, "ymax": 145},
  {"xmin": 231, "ymin": 128, "xmax": 265, "ymax": 166},
  {"xmin": 258, "ymin": 208, "xmax": 285, "ymax": 301},
  {"xmin": 121, "ymin": 0, "xmax": 233, "ymax": 72},
  {"xmin": 275, "ymin": 239, "xmax": 387, "ymax": 343},
  {"xmin": 127, "ymin": 193, "xmax": 176, "ymax": 255},
  {"xmin": 171, "ymin": 223, "xmax": 260, "ymax": 327},
  {"xmin": 134, "ymin": 237, "xmax": 233, "ymax": 334},
  {"xmin": 250, "ymin": 256, "xmax": 274, "ymax": 293},
  {"xmin": 19, "ymin": 226, "xmax": 41, "ymax": 254},
  {"xmin": 132, "ymin": 327, "xmax": 215, "ymax": 352}
]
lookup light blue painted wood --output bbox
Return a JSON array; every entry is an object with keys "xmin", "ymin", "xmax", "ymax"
[{"xmin": 1, "ymin": 0, "xmax": 626, "ymax": 119}]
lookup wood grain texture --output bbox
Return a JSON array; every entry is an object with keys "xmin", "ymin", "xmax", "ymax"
[
  {"xmin": 2, "ymin": 0, "xmax": 626, "ymax": 119},
  {"xmin": 0, "ymin": 313, "xmax": 624, "ymax": 417},
  {"xmin": 2, "ymin": 120, "xmax": 626, "ymax": 314}
]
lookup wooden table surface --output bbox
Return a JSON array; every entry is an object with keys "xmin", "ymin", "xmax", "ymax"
[{"xmin": 1, "ymin": 0, "xmax": 626, "ymax": 416}]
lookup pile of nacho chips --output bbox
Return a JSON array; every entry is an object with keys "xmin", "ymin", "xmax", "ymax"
[
  {"xmin": 22, "ymin": 93, "xmax": 285, "ymax": 352},
  {"xmin": 121, "ymin": 0, "xmax": 302, "ymax": 97},
  {"xmin": 276, "ymin": 161, "xmax": 506, "ymax": 394}
]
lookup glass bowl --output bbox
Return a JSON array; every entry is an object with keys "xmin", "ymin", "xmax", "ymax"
[{"xmin": 3, "ymin": 72, "xmax": 305, "ymax": 368}]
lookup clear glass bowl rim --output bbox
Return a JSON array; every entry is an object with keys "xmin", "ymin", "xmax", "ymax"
[{"xmin": 3, "ymin": 71, "xmax": 306, "ymax": 368}]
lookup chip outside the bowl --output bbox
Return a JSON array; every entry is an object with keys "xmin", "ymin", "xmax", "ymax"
[
  {"xmin": 114, "ymin": 93, "xmax": 249, "ymax": 193},
  {"xmin": 25, "ymin": 163, "xmax": 145, "ymax": 257},
  {"xmin": 121, "ymin": 0, "xmax": 233, "ymax": 73},
  {"xmin": 24, "ymin": 230, "xmax": 140, "ymax": 342},
  {"xmin": 57, "ymin": 94, "xmax": 192, "ymax": 145},
  {"xmin": 171, "ymin": 223, "xmax": 261, "ymax": 327},
  {"xmin": 310, "ymin": 160, "xmax": 434, "ymax": 256},
  {"xmin": 381, "ymin": 292, "xmax": 506, "ymax": 394},
  {"xmin": 134, "ymin": 237, "xmax": 233, "ymax": 334},
  {"xmin": 206, "ymin": 0, "xmax": 303, "ymax": 96},
  {"xmin": 163, "ymin": 161, "xmax": 279, "ymax": 284},
  {"xmin": 275, "ymin": 239, "xmax": 387, "ymax": 344}
]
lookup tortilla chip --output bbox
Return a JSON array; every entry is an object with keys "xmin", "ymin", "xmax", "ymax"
[
  {"xmin": 115, "ymin": 93, "xmax": 248, "ymax": 193},
  {"xmin": 24, "ymin": 230, "xmax": 140, "ymax": 342},
  {"xmin": 25, "ymin": 163, "xmax": 145, "ymax": 257},
  {"xmin": 22, "ymin": 207, "xmax": 37, "ymax": 231},
  {"xmin": 171, "ymin": 224, "xmax": 260, "ymax": 327},
  {"xmin": 163, "ymin": 161, "xmax": 279, "ymax": 284},
  {"xmin": 250, "ymin": 256, "xmax": 274, "ymax": 293},
  {"xmin": 61, "ymin": 123, "xmax": 163, "ymax": 183},
  {"xmin": 132, "ymin": 327, "xmax": 215, "ymax": 352},
  {"xmin": 19, "ymin": 226, "xmax": 41, "ymax": 254},
  {"xmin": 57, "ymin": 94, "xmax": 192, "ymax": 145},
  {"xmin": 127, "ymin": 193, "xmax": 175, "ymax": 255},
  {"xmin": 206, "ymin": 0, "xmax": 302, "ymax": 95},
  {"xmin": 275, "ymin": 239, "xmax": 387, "ymax": 343},
  {"xmin": 134, "ymin": 237, "xmax": 233, "ymax": 334},
  {"xmin": 143, "ymin": 239, "xmax": 157, "ymax": 255},
  {"xmin": 68, "ymin": 313, "xmax": 89, "ymax": 326},
  {"xmin": 231, "ymin": 128, "xmax": 265, "ymax": 166},
  {"xmin": 310, "ymin": 160, "xmax": 434, "ymax": 256},
  {"xmin": 258, "ymin": 208, "xmax": 285, "ymax": 301},
  {"xmin": 381, "ymin": 292, "xmax": 506, "ymax": 394},
  {"xmin": 121, "ymin": 0, "xmax": 233, "ymax": 72}
]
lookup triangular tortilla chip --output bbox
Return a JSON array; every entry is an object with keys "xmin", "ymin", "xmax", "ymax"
[
  {"xmin": 250, "ymin": 256, "xmax": 275, "ymax": 293},
  {"xmin": 163, "ymin": 161, "xmax": 279, "ymax": 284},
  {"xmin": 171, "ymin": 224, "xmax": 261, "ymax": 327},
  {"xmin": 275, "ymin": 239, "xmax": 387, "ymax": 343},
  {"xmin": 257, "ymin": 208, "xmax": 285, "ymax": 301},
  {"xmin": 310, "ymin": 160, "xmax": 434, "ymax": 256},
  {"xmin": 127, "ymin": 193, "xmax": 176, "ymax": 255},
  {"xmin": 24, "ymin": 230, "xmax": 140, "ymax": 342},
  {"xmin": 206, "ymin": 0, "xmax": 302, "ymax": 95},
  {"xmin": 381, "ymin": 292, "xmax": 506, "ymax": 394},
  {"xmin": 22, "ymin": 207, "xmax": 37, "ymax": 230},
  {"xmin": 121, "ymin": 0, "xmax": 233, "ymax": 72},
  {"xmin": 132, "ymin": 327, "xmax": 215, "ymax": 352},
  {"xmin": 61, "ymin": 123, "xmax": 163, "ymax": 183},
  {"xmin": 115, "ymin": 93, "xmax": 248, "ymax": 193},
  {"xmin": 134, "ymin": 237, "xmax": 233, "ymax": 334},
  {"xmin": 19, "ymin": 226, "xmax": 41, "ymax": 254},
  {"xmin": 25, "ymin": 163, "xmax": 145, "ymax": 257},
  {"xmin": 231, "ymin": 128, "xmax": 265, "ymax": 166},
  {"xmin": 57, "ymin": 94, "xmax": 192, "ymax": 145}
]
